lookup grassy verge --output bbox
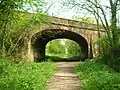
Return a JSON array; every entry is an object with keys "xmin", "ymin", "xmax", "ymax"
[
  {"xmin": 74, "ymin": 60, "xmax": 120, "ymax": 90},
  {"xmin": 0, "ymin": 59, "xmax": 56, "ymax": 90}
]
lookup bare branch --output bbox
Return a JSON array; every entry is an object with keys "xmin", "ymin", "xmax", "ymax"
[
  {"xmin": 109, "ymin": 0, "xmax": 113, "ymax": 7},
  {"xmin": 81, "ymin": 4, "xmax": 112, "ymax": 46}
]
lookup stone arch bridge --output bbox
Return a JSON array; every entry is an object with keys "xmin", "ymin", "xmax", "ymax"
[{"xmin": 23, "ymin": 16, "xmax": 105, "ymax": 62}]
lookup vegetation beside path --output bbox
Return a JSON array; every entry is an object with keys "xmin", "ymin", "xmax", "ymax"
[
  {"xmin": 74, "ymin": 60, "xmax": 120, "ymax": 90},
  {"xmin": 0, "ymin": 59, "xmax": 56, "ymax": 90}
]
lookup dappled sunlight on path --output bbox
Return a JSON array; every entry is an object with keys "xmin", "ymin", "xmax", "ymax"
[{"xmin": 46, "ymin": 62, "xmax": 81, "ymax": 90}]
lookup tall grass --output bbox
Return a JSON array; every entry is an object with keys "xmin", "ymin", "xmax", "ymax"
[
  {"xmin": 0, "ymin": 59, "xmax": 56, "ymax": 90},
  {"xmin": 74, "ymin": 60, "xmax": 120, "ymax": 90}
]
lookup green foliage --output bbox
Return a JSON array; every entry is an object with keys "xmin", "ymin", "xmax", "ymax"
[
  {"xmin": 0, "ymin": 59, "xmax": 56, "ymax": 90},
  {"xmin": 46, "ymin": 39, "xmax": 65, "ymax": 55},
  {"xmin": 0, "ymin": 0, "xmax": 48, "ymax": 59},
  {"xmin": 46, "ymin": 39, "xmax": 81, "ymax": 58},
  {"xmin": 94, "ymin": 35, "xmax": 120, "ymax": 71},
  {"xmin": 74, "ymin": 60, "xmax": 120, "ymax": 90},
  {"xmin": 65, "ymin": 40, "xmax": 81, "ymax": 56},
  {"xmin": 94, "ymin": 35, "xmax": 111, "ymax": 56},
  {"xmin": 73, "ymin": 16, "xmax": 96, "ymax": 24}
]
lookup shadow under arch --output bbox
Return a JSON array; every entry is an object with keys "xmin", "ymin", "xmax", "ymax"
[{"xmin": 31, "ymin": 29, "xmax": 88, "ymax": 61}]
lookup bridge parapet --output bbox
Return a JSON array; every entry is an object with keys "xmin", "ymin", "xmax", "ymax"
[{"xmin": 50, "ymin": 17, "xmax": 105, "ymax": 32}]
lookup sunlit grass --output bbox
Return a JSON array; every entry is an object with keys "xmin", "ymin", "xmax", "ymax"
[
  {"xmin": 74, "ymin": 60, "xmax": 120, "ymax": 90},
  {"xmin": 46, "ymin": 53, "xmax": 78, "ymax": 58},
  {"xmin": 0, "ymin": 59, "xmax": 56, "ymax": 90},
  {"xmin": 46, "ymin": 53, "xmax": 80, "ymax": 62}
]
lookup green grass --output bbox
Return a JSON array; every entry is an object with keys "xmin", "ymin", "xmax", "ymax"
[
  {"xmin": 46, "ymin": 53, "xmax": 80, "ymax": 58},
  {"xmin": 46, "ymin": 54, "xmax": 80, "ymax": 62},
  {"xmin": 46, "ymin": 53, "xmax": 74, "ymax": 58},
  {"xmin": 0, "ymin": 59, "xmax": 56, "ymax": 90},
  {"xmin": 74, "ymin": 60, "xmax": 120, "ymax": 90}
]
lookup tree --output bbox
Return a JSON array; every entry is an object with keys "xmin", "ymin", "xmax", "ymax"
[
  {"xmin": 65, "ymin": 40, "xmax": 81, "ymax": 56},
  {"xmin": 0, "ymin": 0, "xmax": 47, "ymax": 59},
  {"xmin": 62, "ymin": 0, "xmax": 120, "ymax": 69},
  {"xmin": 46, "ymin": 39, "xmax": 65, "ymax": 55}
]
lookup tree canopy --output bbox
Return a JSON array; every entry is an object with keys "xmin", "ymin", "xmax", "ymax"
[{"xmin": 0, "ymin": 0, "xmax": 48, "ymax": 59}]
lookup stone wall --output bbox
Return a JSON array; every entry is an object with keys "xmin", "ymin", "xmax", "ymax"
[{"xmin": 23, "ymin": 16, "xmax": 106, "ymax": 62}]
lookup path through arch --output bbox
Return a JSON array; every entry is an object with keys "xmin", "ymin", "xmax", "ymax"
[
  {"xmin": 46, "ymin": 62, "xmax": 81, "ymax": 90},
  {"xmin": 31, "ymin": 29, "xmax": 88, "ymax": 61}
]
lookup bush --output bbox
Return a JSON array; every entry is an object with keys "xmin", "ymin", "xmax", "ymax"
[
  {"xmin": 0, "ymin": 59, "xmax": 56, "ymax": 90},
  {"xmin": 74, "ymin": 60, "xmax": 120, "ymax": 90}
]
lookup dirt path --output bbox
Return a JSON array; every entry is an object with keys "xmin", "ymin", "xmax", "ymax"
[{"xmin": 46, "ymin": 62, "xmax": 81, "ymax": 90}]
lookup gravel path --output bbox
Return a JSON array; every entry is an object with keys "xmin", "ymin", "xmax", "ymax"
[{"xmin": 46, "ymin": 62, "xmax": 81, "ymax": 90}]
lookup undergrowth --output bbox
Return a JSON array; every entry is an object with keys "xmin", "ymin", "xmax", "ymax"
[
  {"xmin": 74, "ymin": 60, "xmax": 120, "ymax": 90},
  {"xmin": 0, "ymin": 59, "xmax": 56, "ymax": 90}
]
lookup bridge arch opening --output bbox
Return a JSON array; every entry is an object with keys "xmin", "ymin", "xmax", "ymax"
[
  {"xmin": 45, "ymin": 39, "xmax": 82, "ymax": 62},
  {"xmin": 31, "ymin": 29, "xmax": 88, "ymax": 61}
]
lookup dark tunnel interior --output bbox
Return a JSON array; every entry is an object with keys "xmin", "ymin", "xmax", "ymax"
[{"xmin": 31, "ymin": 29, "xmax": 88, "ymax": 61}]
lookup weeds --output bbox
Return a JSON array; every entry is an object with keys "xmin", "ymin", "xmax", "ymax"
[
  {"xmin": 0, "ymin": 59, "xmax": 56, "ymax": 90},
  {"xmin": 74, "ymin": 60, "xmax": 120, "ymax": 90}
]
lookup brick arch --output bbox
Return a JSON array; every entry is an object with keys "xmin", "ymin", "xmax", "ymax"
[{"xmin": 31, "ymin": 29, "xmax": 88, "ymax": 61}]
